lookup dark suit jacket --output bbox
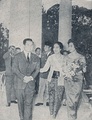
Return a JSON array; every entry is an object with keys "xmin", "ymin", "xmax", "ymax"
[
  {"xmin": 12, "ymin": 51, "xmax": 40, "ymax": 89},
  {"xmin": 40, "ymin": 51, "xmax": 53, "ymax": 79},
  {"xmin": 3, "ymin": 51, "xmax": 14, "ymax": 76}
]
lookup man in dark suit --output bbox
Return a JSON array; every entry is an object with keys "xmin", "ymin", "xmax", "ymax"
[
  {"xmin": 35, "ymin": 41, "xmax": 52, "ymax": 106},
  {"xmin": 12, "ymin": 38, "xmax": 40, "ymax": 120},
  {"xmin": 3, "ymin": 45, "xmax": 16, "ymax": 106},
  {"xmin": 35, "ymin": 47, "xmax": 41, "ymax": 94}
]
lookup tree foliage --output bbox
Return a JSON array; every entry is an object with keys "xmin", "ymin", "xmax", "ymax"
[
  {"xmin": 0, "ymin": 23, "xmax": 9, "ymax": 71},
  {"xmin": 42, "ymin": 5, "xmax": 92, "ymax": 56}
]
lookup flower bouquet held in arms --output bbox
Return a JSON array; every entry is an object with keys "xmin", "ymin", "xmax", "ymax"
[{"xmin": 62, "ymin": 58, "xmax": 82, "ymax": 81}]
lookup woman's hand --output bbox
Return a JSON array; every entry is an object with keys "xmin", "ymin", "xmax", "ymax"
[{"xmin": 40, "ymin": 68, "xmax": 43, "ymax": 73}]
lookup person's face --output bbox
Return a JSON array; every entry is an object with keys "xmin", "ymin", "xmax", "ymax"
[
  {"xmin": 68, "ymin": 42, "xmax": 75, "ymax": 53},
  {"xmin": 9, "ymin": 47, "xmax": 16, "ymax": 55},
  {"xmin": 36, "ymin": 49, "xmax": 41, "ymax": 56},
  {"xmin": 44, "ymin": 45, "xmax": 51, "ymax": 52},
  {"xmin": 63, "ymin": 52, "xmax": 68, "ymax": 56},
  {"xmin": 16, "ymin": 49, "xmax": 21, "ymax": 54},
  {"xmin": 24, "ymin": 41, "xmax": 33, "ymax": 52},
  {"xmin": 53, "ymin": 43, "xmax": 61, "ymax": 54}
]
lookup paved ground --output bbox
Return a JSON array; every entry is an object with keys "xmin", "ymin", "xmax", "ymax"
[{"xmin": 0, "ymin": 85, "xmax": 92, "ymax": 120}]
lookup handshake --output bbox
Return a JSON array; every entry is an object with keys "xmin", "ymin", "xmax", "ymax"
[{"xmin": 23, "ymin": 76, "xmax": 33, "ymax": 83}]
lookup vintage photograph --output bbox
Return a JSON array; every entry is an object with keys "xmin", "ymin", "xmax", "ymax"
[{"xmin": 0, "ymin": 0, "xmax": 92, "ymax": 120}]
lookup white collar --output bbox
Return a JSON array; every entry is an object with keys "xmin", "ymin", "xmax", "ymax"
[
  {"xmin": 23, "ymin": 50, "xmax": 31, "ymax": 58},
  {"xmin": 47, "ymin": 51, "xmax": 51, "ymax": 56}
]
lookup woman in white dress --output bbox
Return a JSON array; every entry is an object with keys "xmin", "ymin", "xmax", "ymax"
[{"xmin": 40, "ymin": 42, "xmax": 65, "ymax": 118}]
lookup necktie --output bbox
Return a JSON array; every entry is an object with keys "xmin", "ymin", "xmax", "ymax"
[
  {"xmin": 27, "ymin": 53, "xmax": 29, "ymax": 62},
  {"xmin": 11, "ymin": 57, "xmax": 13, "ymax": 66}
]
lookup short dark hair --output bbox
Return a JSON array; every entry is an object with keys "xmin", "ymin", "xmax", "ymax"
[
  {"xmin": 68, "ymin": 39, "xmax": 77, "ymax": 48},
  {"xmin": 53, "ymin": 42, "xmax": 63, "ymax": 50},
  {"xmin": 23, "ymin": 38, "xmax": 33, "ymax": 45},
  {"xmin": 8, "ymin": 45, "xmax": 15, "ymax": 50},
  {"xmin": 16, "ymin": 47, "xmax": 21, "ymax": 50},
  {"xmin": 44, "ymin": 41, "xmax": 52, "ymax": 48},
  {"xmin": 68, "ymin": 39, "xmax": 74, "ymax": 45},
  {"xmin": 35, "ymin": 47, "xmax": 41, "ymax": 52}
]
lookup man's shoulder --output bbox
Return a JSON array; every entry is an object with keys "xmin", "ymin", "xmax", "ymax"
[
  {"xmin": 32, "ymin": 53, "xmax": 40, "ymax": 61},
  {"xmin": 3, "ymin": 51, "xmax": 10, "ymax": 59},
  {"xmin": 15, "ymin": 52, "xmax": 23, "ymax": 58}
]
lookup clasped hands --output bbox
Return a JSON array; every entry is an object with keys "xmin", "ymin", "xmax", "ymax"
[{"xmin": 23, "ymin": 76, "xmax": 33, "ymax": 83}]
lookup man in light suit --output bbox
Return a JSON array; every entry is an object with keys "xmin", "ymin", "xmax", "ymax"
[
  {"xmin": 13, "ymin": 38, "xmax": 40, "ymax": 120},
  {"xmin": 3, "ymin": 45, "xmax": 16, "ymax": 106}
]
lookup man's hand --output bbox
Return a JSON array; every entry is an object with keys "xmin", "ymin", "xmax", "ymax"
[{"xmin": 23, "ymin": 76, "xmax": 34, "ymax": 83}]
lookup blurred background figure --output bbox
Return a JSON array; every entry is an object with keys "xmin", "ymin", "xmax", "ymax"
[
  {"xmin": 3, "ymin": 45, "xmax": 17, "ymax": 107},
  {"xmin": 35, "ymin": 41, "xmax": 53, "ymax": 106},
  {"xmin": 35, "ymin": 47, "xmax": 41, "ymax": 58},
  {"xmin": 35, "ymin": 47, "xmax": 41, "ymax": 94},
  {"xmin": 13, "ymin": 47, "xmax": 21, "ymax": 102},
  {"xmin": 16, "ymin": 47, "xmax": 21, "ymax": 54}
]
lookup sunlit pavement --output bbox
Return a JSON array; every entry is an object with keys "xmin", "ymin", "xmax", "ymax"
[{"xmin": 0, "ymin": 86, "xmax": 92, "ymax": 120}]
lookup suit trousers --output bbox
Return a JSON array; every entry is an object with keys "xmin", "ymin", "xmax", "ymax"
[
  {"xmin": 5, "ymin": 75, "xmax": 16, "ymax": 103},
  {"xmin": 16, "ymin": 84, "xmax": 35, "ymax": 120},
  {"xmin": 36, "ymin": 77, "xmax": 49, "ymax": 104}
]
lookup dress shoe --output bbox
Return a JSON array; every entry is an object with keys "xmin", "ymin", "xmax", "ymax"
[
  {"xmin": 50, "ymin": 114, "xmax": 56, "ymax": 119},
  {"xmin": 35, "ymin": 103, "xmax": 43, "ymax": 106},
  {"xmin": 53, "ymin": 114, "xmax": 56, "ymax": 119},
  {"xmin": 6, "ymin": 103, "xmax": 11, "ymax": 107},
  {"xmin": 20, "ymin": 118, "xmax": 23, "ymax": 120},
  {"xmin": 46, "ymin": 102, "xmax": 49, "ymax": 106},
  {"xmin": 11, "ymin": 101, "xmax": 17, "ymax": 104},
  {"xmin": 62, "ymin": 99, "xmax": 66, "ymax": 106}
]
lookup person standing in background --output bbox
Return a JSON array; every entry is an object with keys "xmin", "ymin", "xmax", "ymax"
[
  {"xmin": 3, "ymin": 46, "xmax": 16, "ymax": 106},
  {"xmin": 13, "ymin": 38, "xmax": 40, "ymax": 120},
  {"xmin": 16, "ymin": 47, "xmax": 21, "ymax": 54},
  {"xmin": 35, "ymin": 47, "xmax": 41, "ymax": 58},
  {"xmin": 35, "ymin": 47, "xmax": 41, "ymax": 94},
  {"xmin": 35, "ymin": 41, "xmax": 53, "ymax": 106},
  {"xmin": 13, "ymin": 47, "xmax": 21, "ymax": 101}
]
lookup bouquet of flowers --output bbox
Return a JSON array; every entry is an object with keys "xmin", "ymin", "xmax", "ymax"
[{"xmin": 62, "ymin": 59, "xmax": 80, "ymax": 79}]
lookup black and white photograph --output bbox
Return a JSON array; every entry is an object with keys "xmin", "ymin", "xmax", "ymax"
[{"xmin": 0, "ymin": 0, "xmax": 92, "ymax": 120}]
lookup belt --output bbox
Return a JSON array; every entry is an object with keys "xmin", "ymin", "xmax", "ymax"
[{"xmin": 52, "ymin": 71, "xmax": 60, "ymax": 79}]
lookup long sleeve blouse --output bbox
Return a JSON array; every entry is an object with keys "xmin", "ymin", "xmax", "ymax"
[{"xmin": 40, "ymin": 54, "xmax": 64, "ymax": 84}]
